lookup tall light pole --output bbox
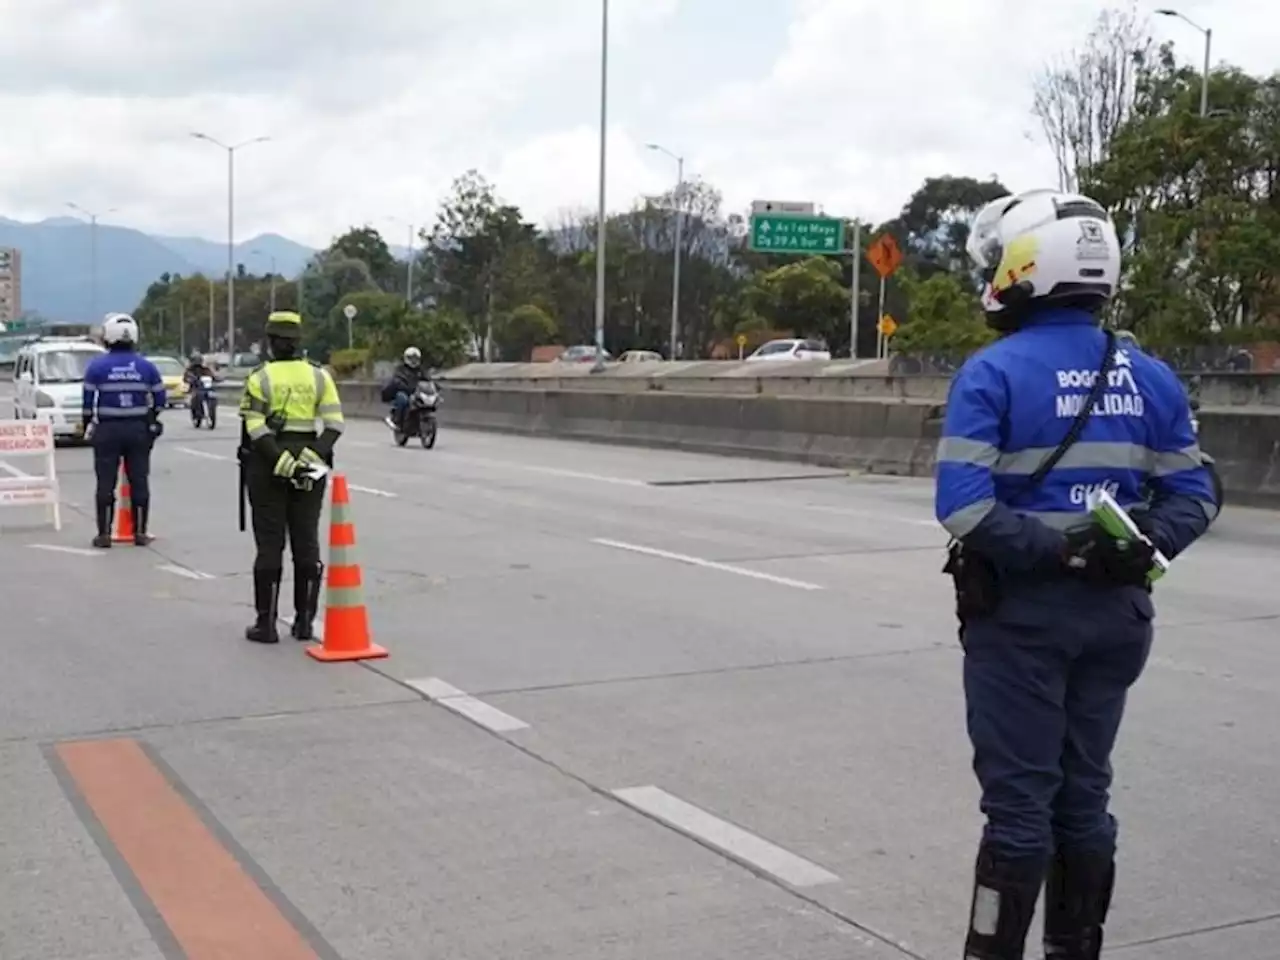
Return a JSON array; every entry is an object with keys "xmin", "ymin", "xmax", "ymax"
[
  {"xmin": 646, "ymin": 143, "xmax": 684, "ymax": 360},
  {"xmin": 592, "ymin": 0, "xmax": 609, "ymax": 370},
  {"xmin": 65, "ymin": 202, "xmax": 117, "ymax": 321},
  {"xmin": 1156, "ymin": 8, "xmax": 1211, "ymax": 117},
  {"xmin": 190, "ymin": 132, "xmax": 270, "ymax": 358}
]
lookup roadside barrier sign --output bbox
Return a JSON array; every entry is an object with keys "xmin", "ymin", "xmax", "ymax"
[{"xmin": 0, "ymin": 420, "xmax": 61, "ymax": 530}]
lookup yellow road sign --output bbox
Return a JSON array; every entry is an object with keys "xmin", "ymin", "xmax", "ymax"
[
  {"xmin": 735, "ymin": 334, "xmax": 747, "ymax": 347},
  {"xmin": 878, "ymin": 315, "xmax": 898, "ymax": 337}
]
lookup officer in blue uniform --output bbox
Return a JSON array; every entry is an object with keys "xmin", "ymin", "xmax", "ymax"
[
  {"xmin": 935, "ymin": 190, "xmax": 1218, "ymax": 959},
  {"xmin": 82, "ymin": 313, "xmax": 166, "ymax": 547}
]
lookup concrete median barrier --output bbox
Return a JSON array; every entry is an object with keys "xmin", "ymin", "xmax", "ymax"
[
  {"xmin": 336, "ymin": 380, "xmax": 944, "ymax": 476},
  {"xmin": 318, "ymin": 375, "xmax": 1280, "ymax": 507}
]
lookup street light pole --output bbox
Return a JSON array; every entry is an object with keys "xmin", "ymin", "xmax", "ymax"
[
  {"xmin": 645, "ymin": 143, "xmax": 684, "ymax": 360},
  {"xmin": 593, "ymin": 0, "xmax": 609, "ymax": 369},
  {"xmin": 66, "ymin": 202, "xmax": 117, "ymax": 321},
  {"xmin": 190, "ymin": 131, "xmax": 270, "ymax": 357},
  {"xmin": 1156, "ymin": 8, "xmax": 1211, "ymax": 117}
]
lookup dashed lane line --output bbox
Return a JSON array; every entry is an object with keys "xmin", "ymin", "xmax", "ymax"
[{"xmin": 404, "ymin": 677, "xmax": 530, "ymax": 733}]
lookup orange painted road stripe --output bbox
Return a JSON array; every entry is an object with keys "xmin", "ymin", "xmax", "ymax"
[{"xmin": 55, "ymin": 738, "xmax": 324, "ymax": 960}]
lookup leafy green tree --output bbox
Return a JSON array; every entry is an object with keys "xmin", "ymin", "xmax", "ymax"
[
  {"xmin": 491, "ymin": 304, "xmax": 558, "ymax": 361},
  {"xmin": 891, "ymin": 269, "xmax": 993, "ymax": 353},
  {"xmin": 327, "ymin": 226, "xmax": 398, "ymax": 289},
  {"xmin": 745, "ymin": 257, "xmax": 848, "ymax": 345},
  {"xmin": 1085, "ymin": 47, "xmax": 1280, "ymax": 343}
]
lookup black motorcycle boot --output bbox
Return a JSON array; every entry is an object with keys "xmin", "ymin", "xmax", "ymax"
[
  {"xmin": 963, "ymin": 844, "xmax": 1046, "ymax": 959},
  {"xmin": 290, "ymin": 562, "xmax": 324, "ymax": 640},
  {"xmin": 92, "ymin": 499, "xmax": 113, "ymax": 549},
  {"xmin": 244, "ymin": 570, "xmax": 282, "ymax": 644},
  {"xmin": 133, "ymin": 502, "xmax": 154, "ymax": 546},
  {"xmin": 1042, "ymin": 848, "xmax": 1115, "ymax": 960}
]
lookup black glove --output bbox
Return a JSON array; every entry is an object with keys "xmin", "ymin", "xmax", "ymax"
[{"xmin": 1062, "ymin": 526, "xmax": 1154, "ymax": 588}]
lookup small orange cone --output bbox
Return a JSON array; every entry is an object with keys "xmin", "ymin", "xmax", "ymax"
[
  {"xmin": 307, "ymin": 473, "xmax": 388, "ymax": 662},
  {"xmin": 111, "ymin": 463, "xmax": 135, "ymax": 543}
]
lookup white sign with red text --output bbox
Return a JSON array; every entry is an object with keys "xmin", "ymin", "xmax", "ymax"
[{"xmin": 0, "ymin": 420, "xmax": 61, "ymax": 529}]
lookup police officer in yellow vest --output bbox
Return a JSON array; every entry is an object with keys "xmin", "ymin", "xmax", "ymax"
[{"xmin": 238, "ymin": 310, "xmax": 345, "ymax": 644}]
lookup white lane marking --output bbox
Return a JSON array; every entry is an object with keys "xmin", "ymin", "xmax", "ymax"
[
  {"xmin": 28, "ymin": 544, "xmax": 102, "ymax": 557},
  {"xmin": 176, "ymin": 446, "xmax": 232, "ymax": 462},
  {"xmin": 348, "ymin": 483, "xmax": 398, "ymax": 499},
  {"xmin": 157, "ymin": 563, "xmax": 217, "ymax": 581},
  {"xmin": 404, "ymin": 677, "xmax": 530, "ymax": 733},
  {"xmin": 801, "ymin": 502, "xmax": 938, "ymax": 529},
  {"xmin": 612, "ymin": 785, "xmax": 840, "ymax": 888},
  {"xmin": 591, "ymin": 538, "xmax": 824, "ymax": 591},
  {"xmin": 0, "ymin": 460, "xmax": 32, "ymax": 478}
]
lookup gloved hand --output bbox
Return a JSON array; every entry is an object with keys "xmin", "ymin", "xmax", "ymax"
[
  {"xmin": 149, "ymin": 419, "xmax": 164, "ymax": 440},
  {"xmin": 1062, "ymin": 526, "xmax": 1155, "ymax": 588},
  {"xmin": 272, "ymin": 449, "xmax": 299, "ymax": 479},
  {"xmin": 297, "ymin": 447, "xmax": 324, "ymax": 468},
  {"xmin": 83, "ymin": 421, "xmax": 96, "ymax": 442}
]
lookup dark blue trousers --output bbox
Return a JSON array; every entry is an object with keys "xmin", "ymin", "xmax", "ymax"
[
  {"xmin": 92, "ymin": 419, "xmax": 153, "ymax": 508},
  {"xmin": 961, "ymin": 582, "xmax": 1154, "ymax": 861}
]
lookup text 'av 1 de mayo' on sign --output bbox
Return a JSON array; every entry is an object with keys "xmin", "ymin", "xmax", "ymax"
[{"xmin": 0, "ymin": 420, "xmax": 54, "ymax": 455}]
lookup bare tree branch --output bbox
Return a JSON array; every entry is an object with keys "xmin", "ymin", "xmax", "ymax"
[{"xmin": 1032, "ymin": 2, "xmax": 1154, "ymax": 192}]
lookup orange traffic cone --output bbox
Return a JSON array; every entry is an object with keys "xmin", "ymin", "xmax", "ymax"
[
  {"xmin": 307, "ymin": 473, "xmax": 388, "ymax": 662},
  {"xmin": 111, "ymin": 463, "xmax": 135, "ymax": 543}
]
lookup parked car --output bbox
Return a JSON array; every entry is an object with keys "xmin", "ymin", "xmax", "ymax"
[
  {"xmin": 744, "ymin": 338, "xmax": 832, "ymax": 362},
  {"xmin": 558, "ymin": 345, "xmax": 613, "ymax": 363},
  {"xmin": 11, "ymin": 336, "xmax": 105, "ymax": 442},
  {"xmin": 147, "ymin": 355, "xmax": 190, "ymax": 408},
  {"xmin": 618, "ymin": 350, "xmax": 664, "ymax": 363}
]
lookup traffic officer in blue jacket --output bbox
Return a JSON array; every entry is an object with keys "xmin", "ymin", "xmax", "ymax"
[
  {"xmin": 935, "ymin": 189, "xmax": 1217, "ymax": 959},
  {"xmin": 82, "ymin": 313, "xmax": 166, "ymax": 547}
]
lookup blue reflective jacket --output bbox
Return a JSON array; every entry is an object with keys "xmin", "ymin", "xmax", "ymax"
[
  {"xmin": 934, "ymin": 307, "xmax": 1217, "ymax": 574},
  {"xmin": 82, "ymin": 350, "xmax": 166, "ymax": 422}
]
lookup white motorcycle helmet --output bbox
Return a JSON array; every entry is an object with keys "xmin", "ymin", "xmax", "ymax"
[
  {"xmin": 403, "ymin": 346, "xmax": 422, "ymax": 368},
  {"xmin": 966, "ymin": 188, "xmax": 1121, "ymax": 331},
  {"xmin": 101, "ymin": 312, "xmax": 140, "ymax": 346}
]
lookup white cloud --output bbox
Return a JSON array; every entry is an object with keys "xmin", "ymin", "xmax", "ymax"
[{"xmin": 0, "ymin": 0, "xmax": 1274, "ymax": 249}]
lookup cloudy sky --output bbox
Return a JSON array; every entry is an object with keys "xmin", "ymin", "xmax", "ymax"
[{"xmin": 0, "ymin": 0, "xmax": 1273, "ymax": 248}]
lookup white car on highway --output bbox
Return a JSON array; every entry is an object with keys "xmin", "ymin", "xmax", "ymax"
[
  {"xmin": 11, "ymin": 336, "xmax": 106, "ymax": 442},
  {"xmin": 744, "ymin": 338, "xmax": 832, "ymax": 362}
]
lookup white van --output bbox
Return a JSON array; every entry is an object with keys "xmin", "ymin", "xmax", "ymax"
[{"xmin": 12, "ymin": 337, "xmax": 106, "ymax": 441}]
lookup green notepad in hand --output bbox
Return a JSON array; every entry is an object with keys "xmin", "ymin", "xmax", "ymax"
[{"xmin": 1084, "ymin": 488, "xmax": 1171, "ymax": 583}]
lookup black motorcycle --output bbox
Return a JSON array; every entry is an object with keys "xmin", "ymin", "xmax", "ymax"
[
  {"xmin": 390, "ymin": 380, "xmax": 439, "ymax": 448},
  {"xmin": 190, "ymin": 374, "xmax": 217, "ymax": 429}
]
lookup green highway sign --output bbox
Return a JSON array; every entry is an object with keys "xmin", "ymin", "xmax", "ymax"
[{"xmin": 749, "ymin": 214, "xmax": 846, "ymax": 254}]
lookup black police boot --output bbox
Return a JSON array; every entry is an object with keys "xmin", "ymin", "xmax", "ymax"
[
  {"xmin": 92, "ymin": 499, "xmax": 113, "ymax": 549},
  {"xmin": 963, "ymin": 844, "xmax": 1046, "ymax": 959},
  {"xmin": 133, "ymin": 502, "xmax": 154, "ymax": 546},
  {"xmin": 290, "ymin": 562, "xmax": 324, "ymax": 640},
  {"xmin": 1042, "ymin": 848, "xmax": 1115, "ymax": 960},
  {"xmin": 244, "ymin": 570, "xmax": 282, "ymax": 644}
]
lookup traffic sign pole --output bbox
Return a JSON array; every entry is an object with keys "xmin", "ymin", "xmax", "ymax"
[
  {"xmin": 343, "ymin": 303, "xmax": 358, "ymax": 350},
  {"xmin": 864, "ymin": 233, "xmax": 903, "ymax": 361},
  {"xmin": 849, "ymin": 219, "xmax": 861, "ymax": 359}
]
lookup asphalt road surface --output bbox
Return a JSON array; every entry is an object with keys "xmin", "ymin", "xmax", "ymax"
[{"xmin": 0, "ymin": 402, "xmax": 1277, "ymax": 959}]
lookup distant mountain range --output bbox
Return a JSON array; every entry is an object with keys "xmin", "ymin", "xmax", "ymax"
[{"xmin": 0, "ymin": 216, "xmax": 346, "ymax": 323}]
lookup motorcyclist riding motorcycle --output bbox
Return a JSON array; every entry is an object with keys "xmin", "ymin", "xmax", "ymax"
[
  {"xmin": 183, "ymin": 352, "xmax": 216, "ymax": 386},
  {"xmin": 381, "ymin": 347, "xmax": 435, "ymax": 430}
]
